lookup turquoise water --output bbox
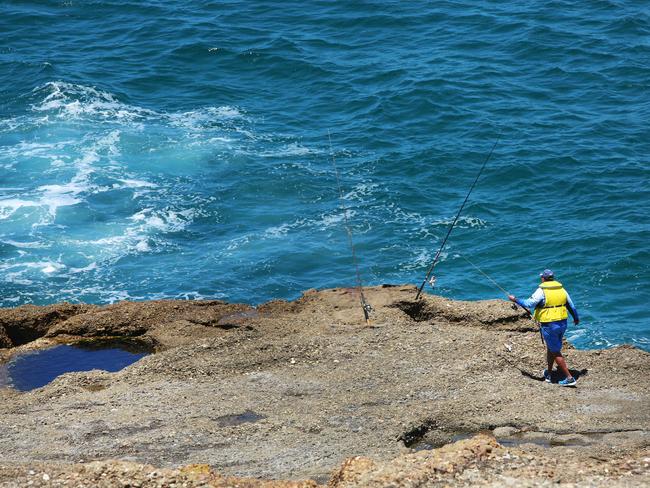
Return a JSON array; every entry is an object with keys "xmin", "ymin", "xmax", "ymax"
[{"xmin": 1, "ymin": 1, "xmax": 648, "ymax": 351}]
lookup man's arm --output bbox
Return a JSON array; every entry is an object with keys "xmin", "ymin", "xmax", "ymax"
[
  {"xmin": 509, "ymin": 287, "xmax": 544, "ymax": 310},
  {"xmin": 566, "ymin": 292, "xmax": 580, "ymax": 324}
]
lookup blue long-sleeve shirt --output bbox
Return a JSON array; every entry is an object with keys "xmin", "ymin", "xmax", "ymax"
[{"xmin": 515, "ymin": 286, "xmax": 579, "ymax": 323}]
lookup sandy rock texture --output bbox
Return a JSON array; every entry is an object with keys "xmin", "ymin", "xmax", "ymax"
[{"xmin": 0, "ymin": 285, "xmax": 648, "ymax": 486}]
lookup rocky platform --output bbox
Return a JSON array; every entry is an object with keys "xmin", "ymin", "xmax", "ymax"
[{"xmin": 0, "ymin": 285, "xmax": 648, "ymax": 487}]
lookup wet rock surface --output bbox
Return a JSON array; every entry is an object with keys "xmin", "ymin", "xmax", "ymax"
[{"xmin": 0, "ymin": 286, "xmax": 648, "ymax": 486}]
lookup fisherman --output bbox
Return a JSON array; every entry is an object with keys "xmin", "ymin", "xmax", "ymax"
[{"xmin": 508, "ymin": 269, "xmax": 580, "ymax": 386}]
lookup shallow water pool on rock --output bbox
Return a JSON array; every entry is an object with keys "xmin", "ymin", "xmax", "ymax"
[{"xmin": 0, "ymin": 340, "xmax": 152, "ymax": 391}]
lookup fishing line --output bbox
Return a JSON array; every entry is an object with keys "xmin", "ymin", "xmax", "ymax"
[
  {"xmin": 455, "ymin": 250, "xmax": 542, "ymax": 343},
  {"xmin": 420, "ymin": 223, "xmax": 544, "ymax": 344},
  {"xmin": 415, "ymin": 132, "xmax": 501, "ymax": 300},
  {"xmin": 456, "ymin": 251, "xmax": 534, "ymax": 317},
  {"xmin": 328, "ymin": 130, "xmax": 372, "ymax": 324},
  {"xmin": 456, "ymin": 253, "xmax": 510, "ymax": 297}
]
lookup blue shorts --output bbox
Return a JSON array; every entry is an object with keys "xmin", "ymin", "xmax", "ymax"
[{"xmin": 541, "ymin": 320, "xmax": 568, "ymax": 353}]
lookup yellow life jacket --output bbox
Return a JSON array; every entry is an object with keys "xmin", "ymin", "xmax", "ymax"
[{"xmin": 534, "ymin": 280, "xmax": 568, "ymax": 323}]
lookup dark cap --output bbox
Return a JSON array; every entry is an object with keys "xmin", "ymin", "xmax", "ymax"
[{"xmin": 540, "ymin": 269, "xmax": 554, "ymax": 279}]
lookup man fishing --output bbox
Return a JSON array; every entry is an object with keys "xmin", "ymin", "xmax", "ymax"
[{"xmin": 508, "ymin": 269, "xmax": 580, "ymax": 386}]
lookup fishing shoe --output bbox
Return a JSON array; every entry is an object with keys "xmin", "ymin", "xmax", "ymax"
[
  {"xmin": 559, "ymin": 376, "xmax": 577, "ymax": 387},
  {"xmin": 542, "ymin": 369, "xmax": 552, "ymax": 383}
]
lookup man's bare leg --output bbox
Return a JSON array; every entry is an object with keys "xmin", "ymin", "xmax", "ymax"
[
  {"xmin": 546, "ymin": 349, "xmax": 555, "ymax": 374},
  {"xmin": 552, "ymin": 352, "xmax": 573, "ymax": 380}
]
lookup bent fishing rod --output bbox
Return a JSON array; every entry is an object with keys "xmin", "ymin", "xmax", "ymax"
[
  {"xmin": 328, "ymin": 131, "xmax": 372, "ymax": 325},
  {"xmin": 457, "ymin": 252, "xmax": 544, "ymax": 344},
  {"xmin": 457, "ymin": 253, "xmax": 532, "ymax": 317},
  {"xmin": 415, "ymin": 132, "xmax": 501, "ymax": 300}
]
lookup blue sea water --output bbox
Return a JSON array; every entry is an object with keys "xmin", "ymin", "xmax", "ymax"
[{"xmin": 1, "ymin": 1, "xmax": 648, "ymax": 352}]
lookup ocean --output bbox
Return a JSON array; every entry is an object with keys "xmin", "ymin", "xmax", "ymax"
[{"xmin": 1, "ymin": 1, "xmax": 648, "ymax": 352}]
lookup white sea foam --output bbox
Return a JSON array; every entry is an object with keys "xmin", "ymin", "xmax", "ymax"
[
  {"xmin": 632, "ymin": 337, "xmax": 650, "ymax": 347},
  {"xmin": 30, "ymin": 83, "xmax": 249, "ymax": 165},
  {"xmin": 129, "ymin": 209, "xmax": 151, "ymax": 222},
  {"xmin": 431, "ymin": 215, "xmax": 487, "ymax": 229},
  {"xmin": 342, "ymin": 183, "xmax": 378, "ymax": 201},
  {"xmin": 169, "ymin": 105, "xmax": 246, "ymax": 132},
  {"xmin": 203, "ymin": 136, "xmax": 234, "ymax": 145},
  {"xmin": 263, "ymin": 219, "xmax": 308, "ymax": 239},
  {"xmin": 0, "ymin": 190, "xmax": 81, "ymax": 226},
  {"xmin": 213, "ymin": 106, "xmax": 244, "ymax": 119},
  {"xmin": 33, "ymin": 82, "xmax": 158, "ymax": 122},
  {"xmin": 3, "ymin": 259, "xmax": 68, "ymax": 276},
  {"xmin": 3, "ymin": 82, "xmax": 272, "ymax": 299},
  {"xmin": 148, "ymin": 215, "xmax": 167, "ymax": 230},
  {"xmin": 135, "ymin": 240, "xmax": 151, "ymax": 252},
  {"xmin": 57, "ymin": 285, "xmax": 132, "ymax": 304},
  {"xmin": 410, "ymin": 249, "xmax": 433, "ymax": 269},
  {"xmin": 164, "ymin": 209, "xmax": 196, "ymax": 230},
  {"xmin": 1, "ymin": 239, "xmax": 47, "ymax": 249},
  {"xmin": 0, "ymin": 263, "xmax": 35, "ymax": 285},
  {"xmin": 32, "ymin": 81, "xmax": 245, "ymax": 136},
  {"xmin": 129, "ymin": 208, "xmax": 196, "ymax": 233},
  {"xmin": 4, "ymin": 272, "xmax": 33, "ymax": 286},
  {"xmin": 65, "ymin": 207, "xmax": 198, "ymax": 265},
  {"xmin": 24, "ymin": 83, "xmax": 250, "ymax": 150},
  {"xmin": 318, "ymin": 211, "xmax": 350, "ymax": 228},
  {"xmin": 225, "ymin": 235, "xmax": 250, "ymax": 252},
  {"xmin": 117, "ymin": 178, "xmax": 157, "ymax": 189},
  {"xmin": 0, "ymin": 116, "xmax": 20, "ymax": 131},
  {"xmin": 264, "ymin": 142, "xmax": 314, "ymax": 157},
  {"xmin": 0, "ymin": 140, "xmax": 71, "ymax": 159},
  {"xmin": 262, "ymin": 209, "xmax": 358, "ymax": 240},
  {"xmin": 381, "ymin": 204, "xmax": 427, "ymax": 229},
  {"xmin": 36, "ymin": 184, "xmax": 83, "ymax": 216},
  {"xmin": 263, "ymin": 222, "xmax": 293, "ymax": 239},
  {"xmin": 86, "ymin": 235, "xmax": 132, "ymax": 247},
  {"xmin": 29, "ymin": 130, "xmax": 125, "ymax": 220},
  {"xmin": 400, "ymin": 248, "xmax": 450, "ymax": 272},
  {"xmin": 0, "ymin": 199, "xmax": 40, "ymax": 220},
  {"xmin": 41, "ymin": 262, "xmax": 66, "ymax": 274},
  {"xmin": 69, "ymin": 262, "xmax": 98, "ymax": 274}
]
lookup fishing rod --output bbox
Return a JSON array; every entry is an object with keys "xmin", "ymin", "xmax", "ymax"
[
  {"xmin": 328, "ymin": 130, "xmax": 372, "ymax": 325},
  {"xmin": 458, "ymin": 253, "xmax": 510, "ymax": 297},
  {"xmin": 415, "ymin": 132, "xmax": 501, "ymax": 300},
  {"xmin": 457, "ymin": 252, "xmax": 544, "ymax": 344},
  {"xmin": 457, "ymin": 253, "xmax": 532, "ymax": 316}
]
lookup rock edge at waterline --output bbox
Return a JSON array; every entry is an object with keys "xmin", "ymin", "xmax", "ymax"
[{"xmin": 0, "ymin": 285, "xmax": 648, "ymax": 486}]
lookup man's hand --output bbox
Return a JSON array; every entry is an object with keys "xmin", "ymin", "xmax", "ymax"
[{"xmin": 508, "ymin": 295, "xmax": 516, "ymax": 302}]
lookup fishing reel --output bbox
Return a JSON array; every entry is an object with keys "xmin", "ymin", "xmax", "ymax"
[
  {"xmin": 428, "ymin": 275, "xmax": 437, "ymax": 288},
  {"xmin": 362, "ymin": 302, "xmax": 373, "ymax": 325}
]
